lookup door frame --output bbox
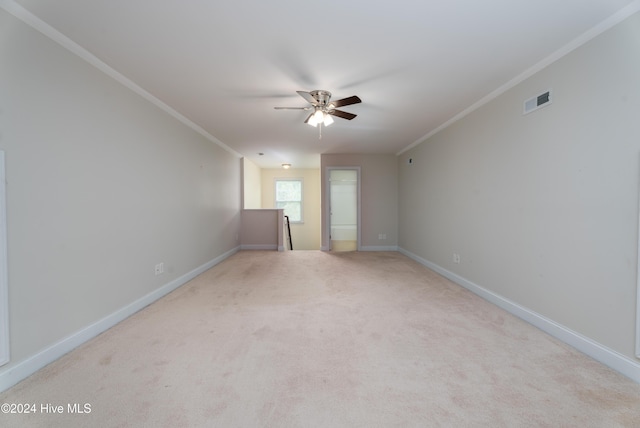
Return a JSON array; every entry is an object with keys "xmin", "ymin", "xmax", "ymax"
[
  {"xmin": 637, "ymin": 155, "xmax": 640, "ymax": 358},
  {"xmin": 0, "ymin": 152, "xmax": 8, "ymax": 366},
  {"xmin": 325, "ymin": 166, "xmax": 361, "ymax": 251}
]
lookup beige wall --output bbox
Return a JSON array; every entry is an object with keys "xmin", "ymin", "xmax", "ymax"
[
  {"xmin": 398, "ymin": 13, "xmax": 640, "ymax": 362},
  {"xmin": 242, "ymin": 158, "xmax": 262, "ymax": 209},
  {"xmin": 0, "ymin": 9, "xmax": 241, "ymax": 385},
  {"xmin": 261, "ymin": 168, "xmax": 321, "ymax": 250},
  {"xmin": 321, "ymin": 154, "xmax": 398, "ymax": 251}
]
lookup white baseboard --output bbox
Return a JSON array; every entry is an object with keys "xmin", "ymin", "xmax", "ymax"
[
  {"xmin": 319, "ymin": 245, "xmax": 398, "ymax": 252},
  {"xmin": 240, "ymin": 244, "xmax": 278, "ymax": 250},
  {"xmin": 359, "ymin": 245, "xmax": 399, "ymax": 252},
  {"xmin": 398, "ymin": 247, "xmax": 640, "ymax": 384},
  {"xmin": 0, "ymin": 246, "xmax": 239, "ymax": 393}
]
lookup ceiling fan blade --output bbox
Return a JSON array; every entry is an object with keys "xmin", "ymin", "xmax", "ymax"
[
  {"xmin": 328, "ymin": 109, "xmax": 357, "ymax": 120},
  {"xmin": 297, "ymin": 91, "xmax": 318, "ymax": 105},
  {"xmin": 274, "ymin": 107, "xmax": 311, "ymax": 110},
  {"xmin": 331, "ymin": 95, "xmax": 361, "ymax": 108}
]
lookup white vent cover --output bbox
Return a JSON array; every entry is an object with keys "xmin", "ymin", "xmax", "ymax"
[{"xmin": 523, "ymin": 89, "xmax": 552, "ymax": 115}]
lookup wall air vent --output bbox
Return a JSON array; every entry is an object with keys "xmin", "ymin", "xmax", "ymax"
[{"xmin": 523, "ymin": 89, "xmax": 552, "ymax": 115}]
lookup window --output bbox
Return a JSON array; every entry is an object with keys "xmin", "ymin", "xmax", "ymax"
[{"xmin": 275, "ymin": 179, "xmax": 303, "ymax": 223}]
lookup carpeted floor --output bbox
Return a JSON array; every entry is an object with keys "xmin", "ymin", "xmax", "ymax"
[{"xmin": 1, "ymin": 250, "xmax": 639, "ymax": 427}]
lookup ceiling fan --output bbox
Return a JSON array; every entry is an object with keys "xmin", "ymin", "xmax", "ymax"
[{"xmin": 274, "ymin": 90, "xmax": 361, "ymax": 137}]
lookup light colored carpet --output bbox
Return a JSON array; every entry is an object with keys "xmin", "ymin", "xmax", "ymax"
[{"xmin": 1, "ymin": 251, "xmax": 639, "ymax": 427}]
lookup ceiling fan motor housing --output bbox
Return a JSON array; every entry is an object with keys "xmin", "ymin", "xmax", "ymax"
[{"xmin": 310, "ymin": 90, "xmax": 332, "ymax": 107}]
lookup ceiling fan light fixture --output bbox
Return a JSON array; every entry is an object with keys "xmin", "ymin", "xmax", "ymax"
[
  {"xmin": 307, "ymin": 115, "xmax": 319, "ymax": 127},
  {"xmin": 323, "ymin": 113, "xmax": 334, "ymax": 126}
]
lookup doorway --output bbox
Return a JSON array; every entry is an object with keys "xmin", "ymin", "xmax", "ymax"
[{"xmin": 327, "ymin": 168, "xmax": 360, "ymax": 251}]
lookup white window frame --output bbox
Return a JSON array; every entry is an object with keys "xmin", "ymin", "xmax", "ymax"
[{"xmin": 274, "ymin": 178, "xmax": 304, "ymax": 223}]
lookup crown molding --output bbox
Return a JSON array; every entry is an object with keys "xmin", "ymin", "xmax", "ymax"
[
  {"xmin": 0, "ymin": 0, "xmax": 242, "ymax": 159},
  {"xmin": 398, "ymin": 0, "xmax": 640, "ymax": 155}
]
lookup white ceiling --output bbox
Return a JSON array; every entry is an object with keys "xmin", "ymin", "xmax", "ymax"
[{"xmin": 10, "ymin": 0, "xmax": 639, "ymax": 168}]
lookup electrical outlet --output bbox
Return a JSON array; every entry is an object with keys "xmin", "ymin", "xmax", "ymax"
[
  {"xmin": 154, "ymin": 262, "xmax": 164, "ymax": 275},
  {"xmin": 378, "ymin": 233, "xmax": 387, "ymax": 240},
  {"xmin": 453, "ymin": 253, "xmax": 461, "ymax": 264}
]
